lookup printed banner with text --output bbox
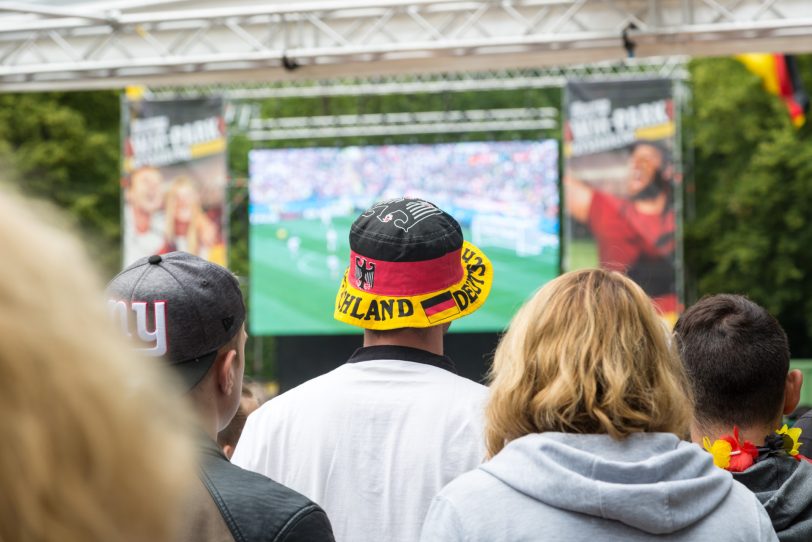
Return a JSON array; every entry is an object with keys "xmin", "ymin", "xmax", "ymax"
[
  {"xmin": 121, "ymin": 96, "xmax": 227, "ymax": 268},
  {"xmin": 564, "ymin": 79, "xmax": 681, "ymax": 323}
]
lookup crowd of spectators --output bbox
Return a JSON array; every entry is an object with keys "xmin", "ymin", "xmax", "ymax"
[
  {"xmin": 248, "ymin": 141, "xmax": 558, "ymax": 228},
  {"xmin": 4, "ymin": 188, "xmax": 809, "ymax": 542}
]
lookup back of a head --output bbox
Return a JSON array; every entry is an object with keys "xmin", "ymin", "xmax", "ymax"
[
  {"xmin": 0, "ymin": 189, "xmax": 195, "ymax": 542},
  {"xmin": 486, "ymin": 268, "xmax": 691, "ymax": 457},
  {"xmin": 106, "ymin": 251, "xmax": 246, "ymax": 392},
  {"xmin": 674, "ymin": 294, "xmax": 789, "ymax": 428}
]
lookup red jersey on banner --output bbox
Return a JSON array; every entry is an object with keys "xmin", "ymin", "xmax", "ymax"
[{"xmin": 588, "ymin": 190, "xmax": 677, "ymax": 314}]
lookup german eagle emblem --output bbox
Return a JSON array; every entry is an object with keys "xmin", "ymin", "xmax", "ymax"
[{"xmin": 354, "ymin": 257, "xmax": 376, "ymax": 291}]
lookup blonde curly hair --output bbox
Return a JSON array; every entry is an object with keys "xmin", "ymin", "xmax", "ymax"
[
  {"xmin": 486, "ymin": 268, "xmax": 691, "ymax": 457},
  {"xmin": 0, "ymin": 188, "xmax": 195, "ymax": 542}
]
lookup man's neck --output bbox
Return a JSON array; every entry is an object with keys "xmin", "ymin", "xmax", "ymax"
[
  {"xmin": 363, "ymin": 329, "xmax": 444, "ymax": 356},
  {"xmin": 188, "ymin": 387, "xmax": 223, "ymax": 442},
  {"xmin": 691, "ymin": 419, "xmax": 782, "ymax": 447}
]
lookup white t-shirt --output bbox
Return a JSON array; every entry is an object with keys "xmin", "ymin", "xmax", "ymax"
[
  {"xmin": 232, "ymin": 346, "xmax": 488, "ymax": 542},
  {"xmin": 123, "ymin": 207, "xmax": 165, "ymax": 266}
]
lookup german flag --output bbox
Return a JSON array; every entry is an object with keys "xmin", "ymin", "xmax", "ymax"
[
  {"xmin": 737, "ymin": 54, "xmax": 809, "ymax": 128},
  {"xmin": 420, "ymin": 291, "xmax": 460, "ymax": 324}
]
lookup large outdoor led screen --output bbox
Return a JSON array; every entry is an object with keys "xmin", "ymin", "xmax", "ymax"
[{"xmin": 249, "ymin": 140, "xmax": 559, "ymax": 335}]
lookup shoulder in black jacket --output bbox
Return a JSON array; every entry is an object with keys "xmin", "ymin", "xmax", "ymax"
[{"xmin": 198, "ymin": 437, "xmax": 335, "ymax": 542}]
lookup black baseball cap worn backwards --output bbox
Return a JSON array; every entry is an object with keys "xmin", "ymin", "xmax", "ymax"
[
  {"xmin": 335, "ymin": 197, "xmax": 493, "ymax": 330},
  {"xmin": 107, "ymin": 251, "xmax": 245, "ymax": 390}
]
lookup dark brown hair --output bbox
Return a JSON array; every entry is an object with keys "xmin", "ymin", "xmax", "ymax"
[{"xmin": 674, "ymin": 294, "xmax": 790, "ymax": 427}]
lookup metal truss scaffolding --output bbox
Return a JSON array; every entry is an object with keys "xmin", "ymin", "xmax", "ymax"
[
  {"xmin": 246, "ymin": 107, "xmax": 558, "ymax": 141},
  {"xmin": 212, "ymin": 58, "xmax": 685, "ymax": 140},
  {"xmin": 0, "ymin": 0, "xmax": 810, "ymax": 91},
  {"xmin": 152, "ymin": 56, "xmax": 689, "ymax": 100}
]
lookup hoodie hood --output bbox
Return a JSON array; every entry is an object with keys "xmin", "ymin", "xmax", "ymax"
[
  {"xmin": 734, "ymin": 455, "xmax": 812, "ymax": 539},
  {"xmin": 481, "ymin": 432, "xmax": 732, "ymax": 535}
]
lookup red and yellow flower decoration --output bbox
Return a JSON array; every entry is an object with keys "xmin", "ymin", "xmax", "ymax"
[
  {"xmin": 703, "ymin": 425, "xmax": 811, "ymax": 472},
  {"xmin": 702, "ymin": 426, "xmax": 758, "ymax": 472}
]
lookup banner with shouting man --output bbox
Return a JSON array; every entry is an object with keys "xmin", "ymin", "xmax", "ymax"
[{"xmin": 564, "ymin": 78, "xmax": 682, "ymax": 324}]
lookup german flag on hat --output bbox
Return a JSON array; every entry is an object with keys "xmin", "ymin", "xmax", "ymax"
[{"xmin": 334, "ymin": 198, "xmax": 493, "ymax": 330}]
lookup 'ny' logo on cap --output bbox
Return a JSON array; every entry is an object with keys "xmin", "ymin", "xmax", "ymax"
[{"xmin": 108, "ymin": 300, "xmax": 168, "ymax": 357}]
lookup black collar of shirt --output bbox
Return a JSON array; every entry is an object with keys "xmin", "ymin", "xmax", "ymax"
[{"xmin": 347, "ymin": 345, "xmax": 457, "ymax": 374}]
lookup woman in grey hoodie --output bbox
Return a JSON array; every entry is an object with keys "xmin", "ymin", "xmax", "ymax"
[{"xmin": 420, "ymin": 269, "xmax": 777, "ymax": 541}]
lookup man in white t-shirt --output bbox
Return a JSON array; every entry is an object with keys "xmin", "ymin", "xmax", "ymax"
[{"xmin": 232, "ymin": 197, "xmax": 494, "ymax": 542}]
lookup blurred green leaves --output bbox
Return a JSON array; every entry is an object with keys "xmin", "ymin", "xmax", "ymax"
[
  {"xmin": 0, "ymin": 91, "xmax": 121, "ymax": 273},
  {"xmin": 686, "ymin": 57, "xmax": 812, "ymax": 354}
]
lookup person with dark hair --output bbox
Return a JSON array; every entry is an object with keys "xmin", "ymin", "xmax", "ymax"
[
  {"xmin": 566, "ymin": 140, "xmax": 677, "ymax": 319},
  {"xmin": 675, "ymin": 294, "xmax": 812, "ymax": 541},
  {"xmin": 233, "ymin": 197, "xmax": 493, "ymax": 542},
  {"xmin": 107, "ymin": 252, "xmax": 335, "ymax": 542}
]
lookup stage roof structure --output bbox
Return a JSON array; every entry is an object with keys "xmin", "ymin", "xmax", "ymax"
[{"xmin": 2, "ymin": 0, "xmax": 811, "ymax": 92}]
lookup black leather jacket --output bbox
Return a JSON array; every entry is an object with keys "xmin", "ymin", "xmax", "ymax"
[{"xmin": 197, "ymin": 438, "xmax": 335, "ymax": 542}]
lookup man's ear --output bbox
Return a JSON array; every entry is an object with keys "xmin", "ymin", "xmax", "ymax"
[
  {"xmin": 783, "ymin": 369, "xmax": 804, "ymax": 415},
  {"xmin": 216, "ymin": 349, "xmax": 238, "ymax": 396}
]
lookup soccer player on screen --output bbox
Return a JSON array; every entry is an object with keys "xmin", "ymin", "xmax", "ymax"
[{"xmin": 565, "ymin": 141, "xmax": 678, "ymax": 318}]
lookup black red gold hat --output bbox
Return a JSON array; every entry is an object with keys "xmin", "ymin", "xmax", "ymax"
[{"xmin": 334, "ymin": 198, "xmax": 492, "ymax": 330}]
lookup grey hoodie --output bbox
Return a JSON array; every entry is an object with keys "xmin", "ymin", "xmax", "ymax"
[
  {"xmin": 420, "ymin": 432, "xmax": 777, "ymax": 541},
  {"xmin": 734, "ymin": 455, "xmax": 812, "ymax": 542}
]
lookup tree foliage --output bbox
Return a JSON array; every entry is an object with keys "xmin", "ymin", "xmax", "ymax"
[
  {"xmin": 686, "ymin": 57, "xmax": 812, "ymax": 355},
  {"xmin": 0, "ymin": 91, "xmax": 121, "ymax": 273}
]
